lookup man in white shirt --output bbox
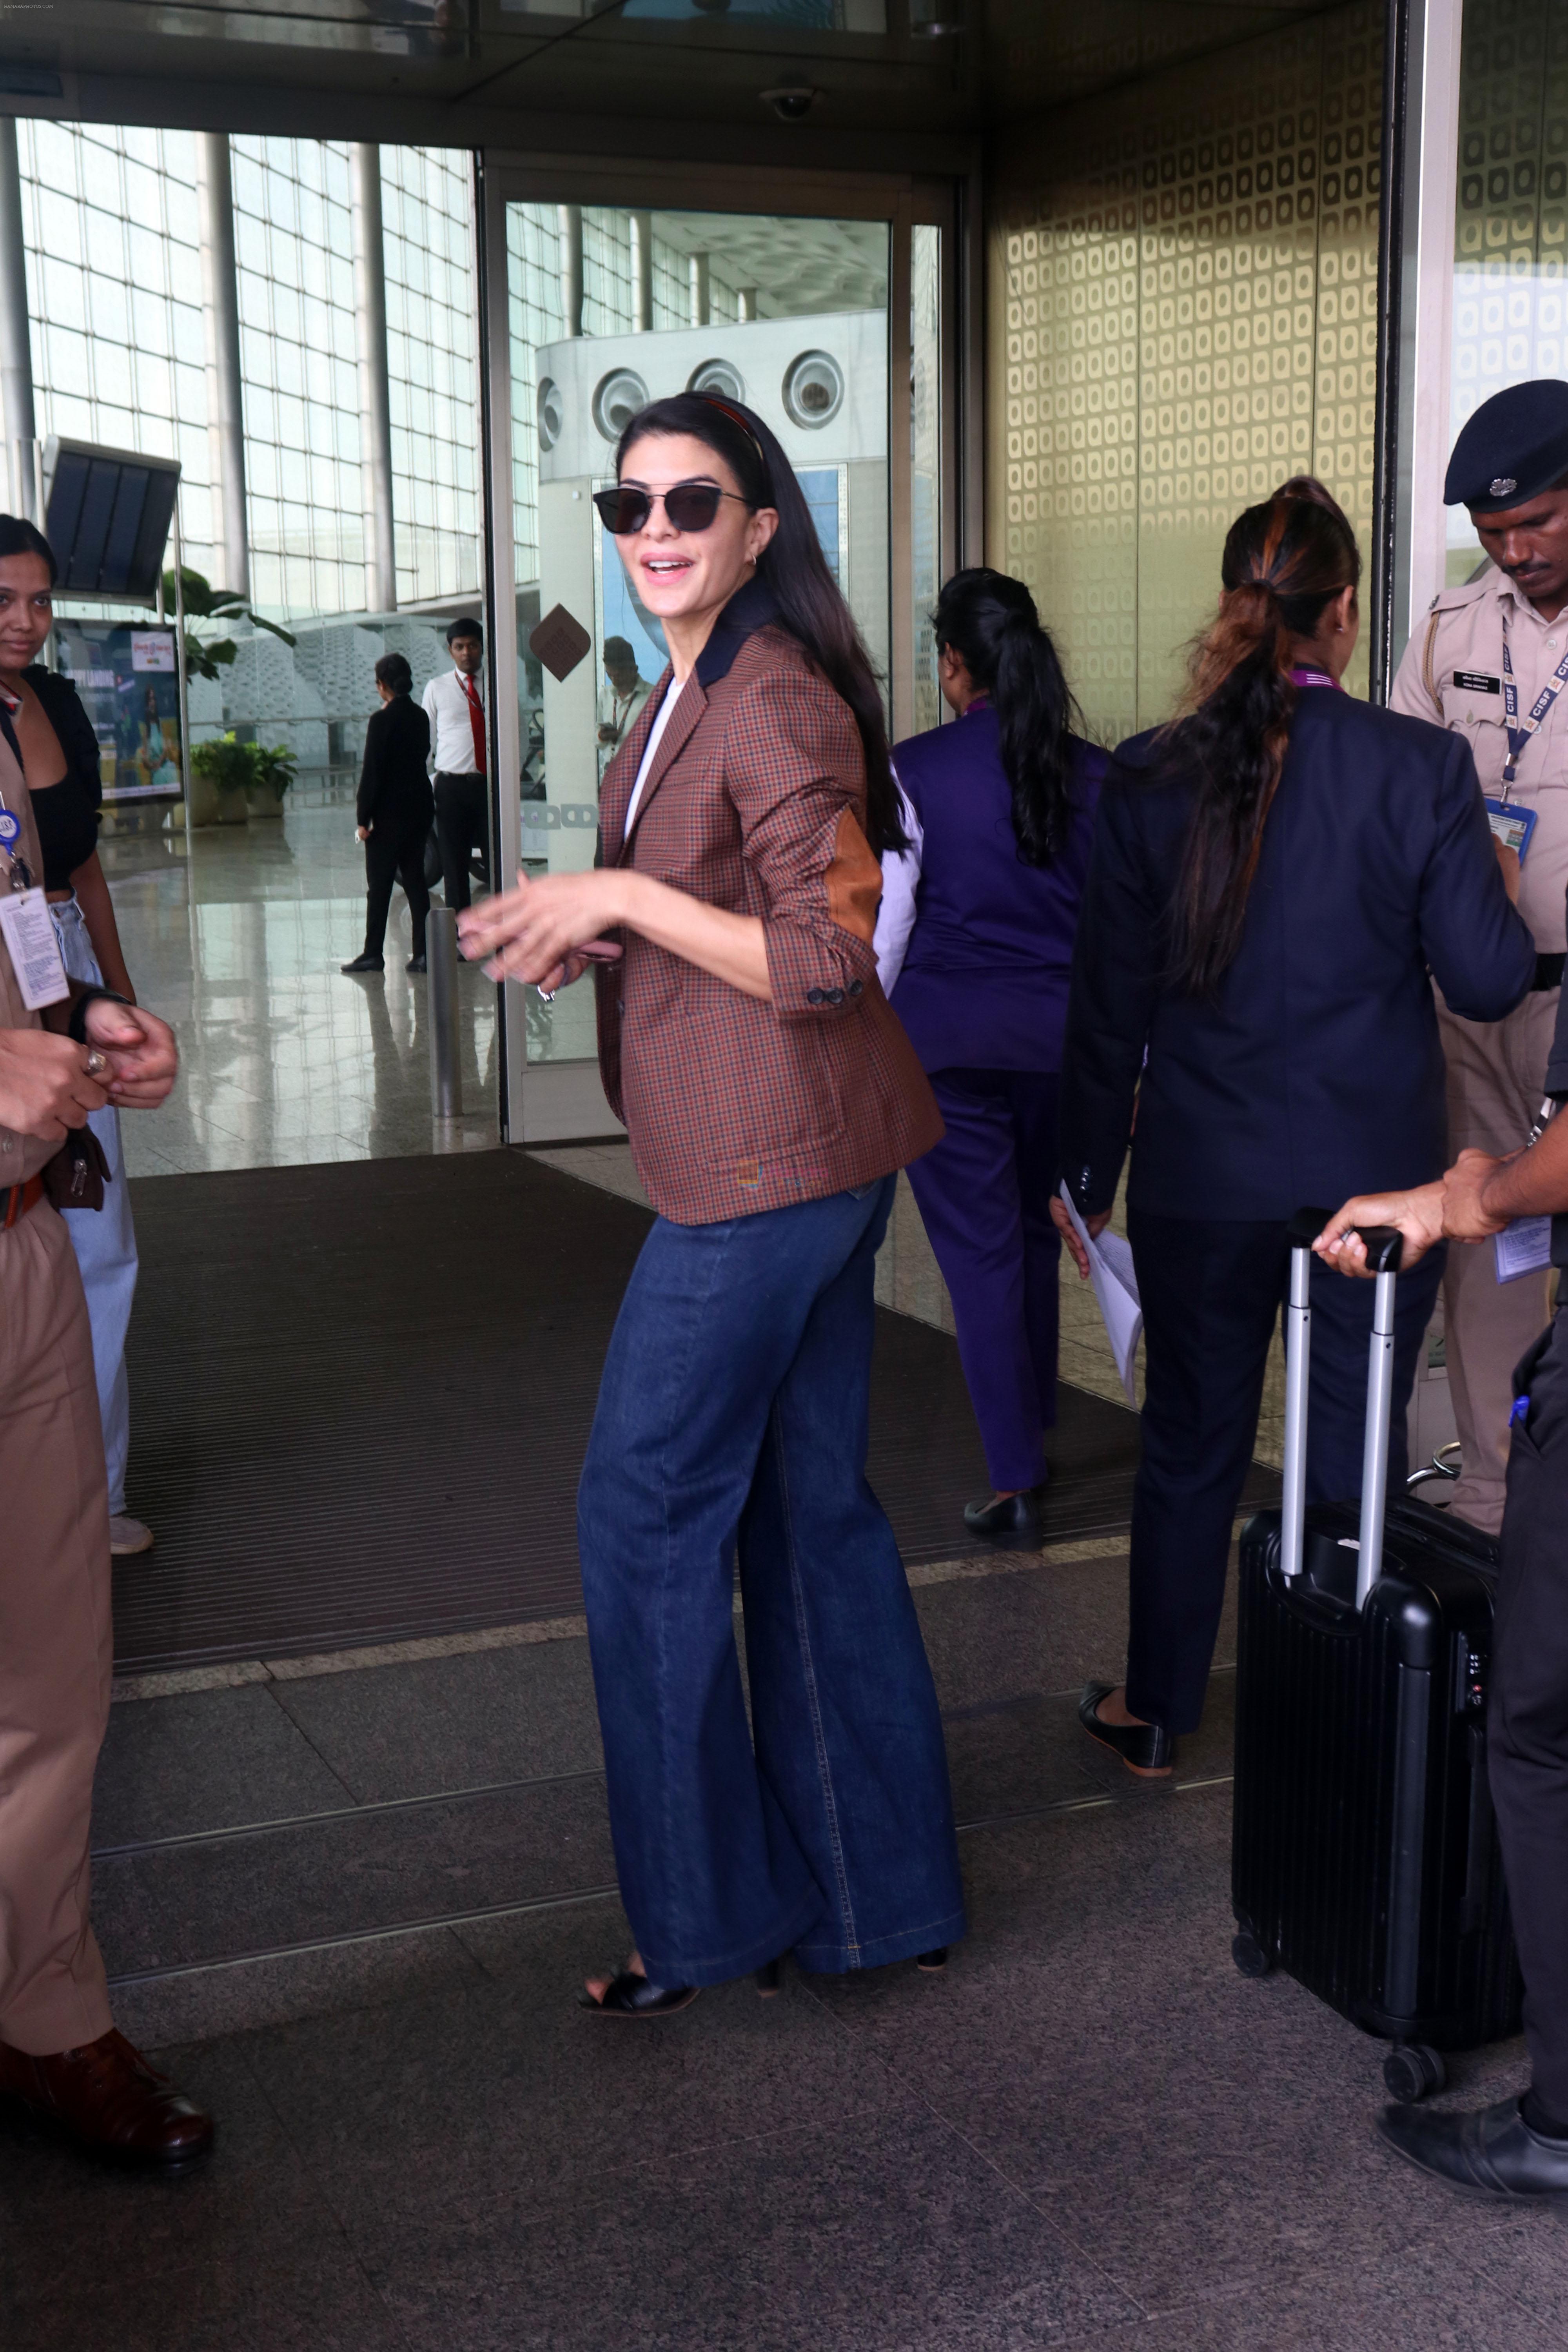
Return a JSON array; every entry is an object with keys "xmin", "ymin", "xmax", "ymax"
[
  {"xmin": 422, "ymin": 616, "xmax": 489, "ymax": 913},
  {"xmin": 596, "ymin": 636, "xmax": 653, "ymax": 780}
]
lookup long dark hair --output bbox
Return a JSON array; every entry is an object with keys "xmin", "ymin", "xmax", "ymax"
[
  {"xmin": 1162, "ymin": 481, "xmax": 1360, "ymax": 994},
  {"xmin": 613, "ymin": 391, "xmax": 905, "ymax": 853},
  {"xmin": 932, "ymin": 568, "xmax": 1080, "ymax": 865},
  {"xmin": 0, "ymin": 513, "xmax": 56, "ymax": 580}
]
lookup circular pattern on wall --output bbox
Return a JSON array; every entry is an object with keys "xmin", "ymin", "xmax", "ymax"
[
  {"xmin": 782, "ymin": 349, "xmax": 844, "ymax": 429},
  {"xmin": 592, "ymin": 368, "xmax": 650, "ymax": 442}
]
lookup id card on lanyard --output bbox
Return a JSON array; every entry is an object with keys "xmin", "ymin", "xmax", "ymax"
[
  {"xmin": 0, "ymin": 793, "xmax": 70, "ymax": 1011},
  {"xmin": 1500, "ymin": 613, "xmax": 1568, "ymax": 790}
]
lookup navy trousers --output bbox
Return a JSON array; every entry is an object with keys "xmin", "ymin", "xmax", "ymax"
[
  {"xmin": 1125, "ymin": 1209, "xmax": 1445, "ymax": 1735},
  {"xmin": 905, "ymin": 1068, "xmax": 1062, "ymax": 1492},
  {"xmin": 577, "ymin": 1175, "xmax": 966, "ymax": 1986}
]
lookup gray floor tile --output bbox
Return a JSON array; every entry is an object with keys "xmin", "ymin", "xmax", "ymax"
[
  {"xmin": 94, "ymin": 1775, "xmax": 615, "ymax": 1978},
  {"xmin": 268, "ymin": 1637, "xmax": 606, "ymax": 1803},
  {"xmin": 5, "ymin": 2251, "xmax": 403, "ymax": 2352},
  {"xmin": 111, "ymin": 1922, "xmax": 491, "ymax": 2048},
  {"xmin": 93, "ymin": 1683, "xmax": 355, "ymax": 1848},
  {"xmin": 363, "ymin": 2109, "xmax": 1136, "ymax": 2352}
]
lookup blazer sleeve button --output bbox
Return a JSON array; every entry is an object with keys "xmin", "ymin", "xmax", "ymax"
[
  {"xmin": 848, "ymin": 980, "xmax": 863, "ymax": 997},
  {"xmin": 826, "ymin": 988, "xmax": 845, "ymax": 1004},
  {"xmin": 806, "ymin": 987, "xmax": 826, "ymax": 1004}
]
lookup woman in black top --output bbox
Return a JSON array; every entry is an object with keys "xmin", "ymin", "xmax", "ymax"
[
  {"xmin": 342, "ymin": 652, "xmax": 434, "ymax": 975},
  {"xmin": 0, "ymin": 512, "xmax": 149, "ymax": 1554}
]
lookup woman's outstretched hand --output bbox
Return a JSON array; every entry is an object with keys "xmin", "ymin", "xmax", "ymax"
[
  {"xmin": 1049, "ymin": 1192, "xmax": 1111, "ymax": 1280},
  {"xmin": 457, "ymin": 871, "xmax": 626, "ymax": 993}
]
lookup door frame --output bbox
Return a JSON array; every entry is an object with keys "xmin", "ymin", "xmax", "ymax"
[{"xmin": 477, "ymin": 151, "xmax": 968, "ymax": 1144}]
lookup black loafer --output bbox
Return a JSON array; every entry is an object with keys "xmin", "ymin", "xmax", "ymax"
[
  {"xmin": 340, "ymin": 954, "xmax": 384, "ymax": 973},
  {"xmin": 1078, "ymin": 1681, "xmax": 1175, "ymax": 1777},
  {"xmin": 579, "ymin": 1970, "xmax": 699, "ymax": 2018},
  {"xmin": 405, "ymin": 954, "xmax": 427, "ymax": 974},
  {"xmin": 1377, "ymin": 2097, "xmax": 1568, "ymax": 2199},
  {"xmin": 963, "ymin": 1486, "xmax": 1044, "ymax": 1546}
]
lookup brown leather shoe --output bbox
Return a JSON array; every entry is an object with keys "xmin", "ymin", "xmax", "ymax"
[{"xmin": 0, "ymin": 2029, "xmax": 214, "ymax": 2166}]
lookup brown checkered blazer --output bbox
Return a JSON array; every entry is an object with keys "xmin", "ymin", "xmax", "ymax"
[{"xmin": 595, "ymin": 592, "xmax": 942, "ymax": 1225}]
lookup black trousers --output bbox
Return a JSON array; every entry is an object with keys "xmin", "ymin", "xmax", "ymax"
[
  {"xmin": 434, "ymin": 769, "xmax": 489, "ymax": 913},
  {"xmin": 1490, "ymin": 1303, "xmax": 1568, "ymax": 2125},
  {"xmin": 363, "ymin": 816, "xmax": 430, "ymax": 961},
  {"xmin": 1125, "ymin": 1208, "xmax": 1444, "ymax": 1735}
]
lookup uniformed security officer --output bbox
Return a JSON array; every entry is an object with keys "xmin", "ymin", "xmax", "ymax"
[
  {"xmin": 1389, "ymin": 378, "xmax": 1568, "ymax": 1535},
  {"xmin": 1315, "ymin": 923, "xmax": 1568, "ymax": 2196},
  {"xmin": 0, "ymin": 762, "xmax": 212, "ymax": 2165}
]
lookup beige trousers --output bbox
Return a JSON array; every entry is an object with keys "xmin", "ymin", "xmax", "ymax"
[
  {"xmin": 1437, "ymin": 987, "xmax": 1561, "ymax": 1537},
  {"xmin": 0, "ymin": 1198, "xmax": 114, "ymax": 2056}
]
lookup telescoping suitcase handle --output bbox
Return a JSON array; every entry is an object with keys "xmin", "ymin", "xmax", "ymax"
[{"xmin": 1282, "ymin": 1207, "xmax": 1403, "ymax": 1609}]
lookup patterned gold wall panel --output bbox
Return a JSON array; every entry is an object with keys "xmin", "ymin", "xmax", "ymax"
[
  {"xmin": 1448, "ymin": 0, "xmax": 1568, "ymax": 583},
  {"xmin": 989, "ymin": 3, "xmax": 1383, "ymax": 739}
]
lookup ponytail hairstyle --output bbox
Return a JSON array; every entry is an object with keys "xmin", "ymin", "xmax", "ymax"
[
  {"xmin": 1162, "ymin": 481, "xmax": 1360, "ymax": 994},
  {"xmin": 613, "ymin": 391, "xmax": 906, "ymax": 853},
  {"xmin": 932, "ymin": 568, "xmax": 1081, "ymax": 865}
]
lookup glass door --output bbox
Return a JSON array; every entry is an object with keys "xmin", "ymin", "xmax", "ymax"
[{"xmin": 482, "ymin": 172, "xmax": 954, "ymax": 1143}]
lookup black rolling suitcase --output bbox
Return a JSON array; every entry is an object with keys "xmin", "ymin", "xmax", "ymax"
[{"xmin": 1231, "ymin": 1211, "xmax": 1523, "ymax": 2101}]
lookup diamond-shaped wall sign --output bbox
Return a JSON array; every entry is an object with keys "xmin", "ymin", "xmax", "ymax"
[{"xmin": 529, "ymin": 604, "xmax": 593, "ymax": 682}]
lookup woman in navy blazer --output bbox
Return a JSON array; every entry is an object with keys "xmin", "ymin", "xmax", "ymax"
[
  {"xmin": 877, "ymin": 569, "xmax": 1107, "ymax": 1545},
  {"xmin": 1056, "ymin": 481, "xmax": 1535, "ymax": 1776}
]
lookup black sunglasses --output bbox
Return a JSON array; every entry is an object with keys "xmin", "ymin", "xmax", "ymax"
[{"xmin": 592, "ymin": 481, "xmax": 753, "ymax": 535}]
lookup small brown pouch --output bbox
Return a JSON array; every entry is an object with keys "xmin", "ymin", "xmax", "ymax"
[{"xmin": 43, "ymin": 1126, "xmax": 112, "ymax": 1212}]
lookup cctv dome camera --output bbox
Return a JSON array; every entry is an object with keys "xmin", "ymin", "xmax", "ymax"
[{"xmin": 761, "ymin": 86, "xmax": 820, "ymax": 122}]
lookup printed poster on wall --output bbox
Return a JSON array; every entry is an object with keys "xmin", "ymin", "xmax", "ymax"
[{"xmin": 54, "ymin": 620, "xmax": 183, "ymax": 802}]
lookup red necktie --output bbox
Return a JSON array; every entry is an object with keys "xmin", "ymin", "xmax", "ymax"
[{"xmin": 460, "ymin": 671, "xmax": 486, "ymax": 775}]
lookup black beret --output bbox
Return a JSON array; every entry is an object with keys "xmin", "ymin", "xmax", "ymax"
[{"xmin": 1445, "ymin": 379, "xmax": 1568, "ymax": 513}]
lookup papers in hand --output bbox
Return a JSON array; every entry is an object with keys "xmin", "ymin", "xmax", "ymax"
[
  {"xmin": 1496, "ymin": 1216, "xmax": 1553, "ymax": 1284},
  {"xmin": 1058, "ymin": 1185, "xmax": 1144, "ymax": 1409}
]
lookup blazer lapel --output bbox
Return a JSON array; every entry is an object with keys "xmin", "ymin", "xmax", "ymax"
[
  {"xmin": 615, "ymin": 671, "xmax": 706, "ymax": 860},
  {"xmin": 599, "ymin": 674, "xmax": 667, "ymax": 862}
]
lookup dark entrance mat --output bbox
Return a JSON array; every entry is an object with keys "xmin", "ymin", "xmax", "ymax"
[{"xmin": 116, "ymin": 1151, "xmax": 1277, "ymax": 1675}]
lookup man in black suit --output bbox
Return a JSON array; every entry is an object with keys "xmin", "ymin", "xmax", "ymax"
[
  {"xmin": 1320, "ymin": 944, "xmax": 1568, "ymax": 2200},
  {"xmin": 341, "ymin": 652, "xmax": 435, "ymax": 976}
]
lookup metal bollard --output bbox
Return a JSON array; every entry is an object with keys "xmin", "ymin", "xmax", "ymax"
[{"xmin": 428, "ymin": 904, "xmax": 462, "ymax": 1120}]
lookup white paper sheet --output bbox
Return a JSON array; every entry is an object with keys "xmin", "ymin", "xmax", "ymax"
[
  {"xmin": 1059, "ymin": 1185, "xmax": 1144, "ymax": 1408},
  {"xmin": 1495, "ymin": 1215, "xmax": 1553, "ymax": 1284}
]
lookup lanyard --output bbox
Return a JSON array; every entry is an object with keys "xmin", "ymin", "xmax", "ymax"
[
  {"xmin": 1500, "ymin": 612, "xmax": 1568, "ymax": 791},
  {"xmin": 0, "ymin": 786, "xmax": 32, "ymax": 892}
]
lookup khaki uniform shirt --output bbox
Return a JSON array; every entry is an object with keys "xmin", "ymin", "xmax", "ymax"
[
  {"xmin": 0, "ymin": 742, "xmax": 65, "ymax": 1187},
  {"xmin": 1390, "ymin": 564, "xmax": 1568, "ymax": 952}
]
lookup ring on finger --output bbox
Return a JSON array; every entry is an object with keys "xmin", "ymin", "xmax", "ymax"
[{"xmin": 84, "ymin": 1047, "xmax": 109, "ymax": 1078}]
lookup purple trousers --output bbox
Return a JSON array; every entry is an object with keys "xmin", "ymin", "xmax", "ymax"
[{"xmin": 905, "ymin": 1067, "xmax": 1061, "ymax": 1492}]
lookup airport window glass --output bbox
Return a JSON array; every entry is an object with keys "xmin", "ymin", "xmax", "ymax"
[
  {"xmin": 382, "ymin": 145, "xmax": 482, "ymax": 603},
  {"xmin": 1447, "ymin": 0, "xmax": 1568, "ymax": 585}
]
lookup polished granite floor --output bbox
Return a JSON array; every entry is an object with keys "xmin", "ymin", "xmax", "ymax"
[
  {"xmin": 10, "ymin": 1541, "xmax": 1560, "ymax": 2352},
  {"xmin": 102, "ymin": 800, "xmax": 499, "ymax": 1176}
]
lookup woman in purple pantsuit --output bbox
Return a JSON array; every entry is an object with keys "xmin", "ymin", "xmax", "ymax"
[{"xmin": 877, "ymin": 570, "xmax": 1105, "ymax": 1547}]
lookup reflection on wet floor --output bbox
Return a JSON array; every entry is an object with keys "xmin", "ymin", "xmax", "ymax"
[{"xmin": 102, "ymin": 795, "xmax": 499, "ymax": 1178}]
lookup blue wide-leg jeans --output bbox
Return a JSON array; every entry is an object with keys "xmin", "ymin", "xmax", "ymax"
[{"xmin": 577, "ymin": 1174, "xmax": 966, "ymax": 1987}]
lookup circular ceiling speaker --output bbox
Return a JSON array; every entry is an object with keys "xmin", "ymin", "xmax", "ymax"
[
  {"xmin": 592, "ymin": 367, "xmax": 649, "ymax": 442},
  {"xmin": 782, "ymin": 349, "xmax": 844, "ymax": 430},
  {"xmin": 688, "ymin": 358, "xmax": 746, "ymax": 403},
  {"xmin": 537, "ymin": 375, "xmax": 563, "ymax": 452}
]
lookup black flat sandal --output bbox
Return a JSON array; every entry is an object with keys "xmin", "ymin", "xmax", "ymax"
[
  {"xmin": 916, "ymin": 1948, "xmax": 948, "ymax": 1973},
  {"xmin": 1078, "ymin": 1681, "xmax": 1175, "ymax": 1779},
  {"xmin": 579, "ymin": 1969, "xmax": 699, "ymax": 2018}
]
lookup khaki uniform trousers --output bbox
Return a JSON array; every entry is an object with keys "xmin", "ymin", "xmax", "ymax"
[
  {"xmin": 0, "ymin": 1197, "xmax": 114, "ymax": 2056},
  {"xmin": 1438, "ymin": 986, "xmax": 1561, "ymax": 1536}
]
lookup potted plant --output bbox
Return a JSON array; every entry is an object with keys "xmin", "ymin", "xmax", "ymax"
[
  {"xmin": 245, "ymin": 740, "xmax": 297, "ymax": 819},
  {"xmin": 188, "ymin": 733, "xmax": 257, "ymax": 827}
]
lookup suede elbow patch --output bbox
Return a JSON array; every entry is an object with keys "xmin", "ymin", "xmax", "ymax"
[{"xmin": 824, "ymin": 810, "xmax": 881, "ymax": 944}]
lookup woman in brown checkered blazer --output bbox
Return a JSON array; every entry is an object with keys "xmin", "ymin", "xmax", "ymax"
[{"xmin": 460, "ymin": 394, "xmax": 966, "ymax": 2016}]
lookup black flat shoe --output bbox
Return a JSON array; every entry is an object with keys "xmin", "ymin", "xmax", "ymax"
[
  {"xmin": 1078, "ymin": 1682, "xmax": 1175, "ymax": 1778},
  {"xmin": 579, "ymin": 1969, "xmax": 699, "ymax": 2018},
  {"xmin": 916, "ymin": 1948, "xmax": 948, "ymax": 1973},
  {"xmin": 755, "ymin": 1959, "xmax": 783, "ymax": 1997},
  {"xmin": 405, "ymin": 954, "xmax": 427, "ymax": 974},
  {"xmin": 340, "ymin": 954, "xmax": 384, "ymax": 973},
  {"xmin": 963, "ymin": 1486, "xmax": 1044, "ymax": 1546},
  {"xmin": 1377, "ymin": 2097, "xmax": 1568, "ymax": 2199}
]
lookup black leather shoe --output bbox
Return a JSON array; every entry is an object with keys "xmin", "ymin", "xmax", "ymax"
[
  {"xmin": 1377, "ymin": 2096, "xmax": 1568, "ymax": 2199},
  {"xmin": 340, "ymin": 954, "xmax": 384, "ymax": 973},
  {"xmin": 963, "ymin": 1486, "xmax": 1044, "ymax": 1546},
  {"xmin": 1078, "ymin": 1681, "xmax": 1176, "ymax": 1777},
  {"xmin": 579, "ymin": 1970, "xmax": 699, "ymax": 2018},
  {"xmin": 405, "ymin": 955, "xmax": 427, "ymax": 974}
]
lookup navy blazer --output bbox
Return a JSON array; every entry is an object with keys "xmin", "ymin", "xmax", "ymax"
[
  {"xmin": 1059, "ymin": 685, "xmax": 1537, "ymax": 1222},
  {"xmin": 889, "ymin": 701, "xmax": 1107, "ymax": 1072}
]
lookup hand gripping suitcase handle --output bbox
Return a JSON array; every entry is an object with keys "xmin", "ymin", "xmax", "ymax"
[{"xmin": 1283, "ymin": 1211, "xmax": 1403, "ymax": 1605}]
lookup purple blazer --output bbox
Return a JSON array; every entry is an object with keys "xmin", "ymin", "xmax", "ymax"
[{"xmin": 888, "ymin": 699, "xmax": 1105, "ymax": 1074}]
